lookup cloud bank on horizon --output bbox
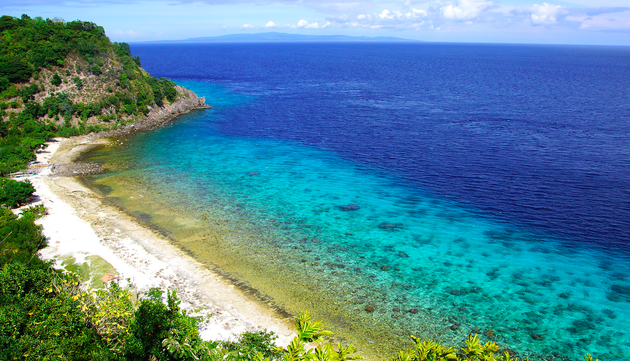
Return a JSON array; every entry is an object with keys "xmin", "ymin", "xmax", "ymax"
[{"xmin": 1, "ymin": 0, "xmax": 629, "ymax": 45}]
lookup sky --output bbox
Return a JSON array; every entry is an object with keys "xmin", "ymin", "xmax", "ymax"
[{"xmin": 1, "ymin": 0, "xmax": 629, "ymax": 45}]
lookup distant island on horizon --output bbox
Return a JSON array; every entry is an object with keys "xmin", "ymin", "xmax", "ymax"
[{"xmin": 138, "ymin": 32, "xmax": 420, "ymax": 44}]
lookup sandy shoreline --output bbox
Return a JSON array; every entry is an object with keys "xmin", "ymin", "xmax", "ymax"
[{"xmin": 25, "ymin": 136, "xmax": 295, "ymax": 346}]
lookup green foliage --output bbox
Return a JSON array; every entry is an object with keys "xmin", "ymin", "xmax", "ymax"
[
  {"xmin": 391, "ymin": 334, "xmax": 524, "ymax": 361},
  {"xmin": 0, "ymin": 143, "xmax": 36, "ymax": 175},
  {"xmin": 0, "ymin": 177, "xmax": 34, "ymax": 207},
  {"xmin": 51, "ymin": 73, "xmax": 62, "ymax": 86},
  {"xmin": 0, "ymin": 207, "xmax": 45, "ymax": 267},
  {"xmin": 73, "ymin": 76, "xmax": 84, "ymax": 89},
  {"xmin": 221, "ymin": 330, "xmax": 282, "ymax": 361},
  {"xmin": 113, "ymin": 42, "xmax": 131, "ymax": 58},
  {"xmin": 0, "ymin": 106, "xmax": 56, "ymax": 175},
  {"xmin": 0, "ymin": 76, "xmax": 9, "ymax": 92},
  {"xmin": 125, "ymin": 289, "xmax": 206, "ymax": 361},
  {"xmin": 0, "ymin": 55, "xmax": 32, "ymax": 83},
  {"xmin": 69, "ymin": 281, "xmax": 137, "ymax": 355},
  {"xmin": 0, "ymin": 15, "xmax": 108, "ymax": 74},
  {"xmin": 263, "ymin": 312, "xmax": 362, "ymax": 361},
  {"xmin": 0, "ymin": 262, "xmax": 115, "ymax": 360},
  {"xmin": 91, "ymin": 64, "xmax": 102, "ymax": 75},
  {"xmin": 19, "ymin": 203, "xmax": 47, "ymax": 219}
]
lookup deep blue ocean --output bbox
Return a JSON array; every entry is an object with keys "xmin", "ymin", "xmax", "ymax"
[{"xmin": 87, "ymin": 43, "xmax": 630, "ymax": 359}]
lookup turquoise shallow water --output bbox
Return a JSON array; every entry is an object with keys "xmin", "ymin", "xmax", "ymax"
[{"xmin": 81, "ymin": 79, "xmax": 630, "ymax": 360}]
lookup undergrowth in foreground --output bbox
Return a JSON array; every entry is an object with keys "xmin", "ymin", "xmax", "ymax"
[{"xmin": 0, "ymin": 201, "xmax": 601, "ymax": 360}]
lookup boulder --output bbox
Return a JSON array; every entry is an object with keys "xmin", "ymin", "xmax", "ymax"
[{"xmin": 340, "ymin": 204, "xmax": 360, "ymax": 211}]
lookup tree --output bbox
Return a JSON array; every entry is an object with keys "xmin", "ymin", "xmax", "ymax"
[
  {"xmin": 0, "ymin": 56, "xmax": 32, "ymax": 83},
  {"xmin": 51, "ymin": 73, "xmax": 62, "ymax": 86},
  {"xmin": 125, "ymin": 289, "xmax": 205, "ymax": 361},
  {"xmin": 73, "ymin": 76, "xmax": 84, "ymax": 89}
]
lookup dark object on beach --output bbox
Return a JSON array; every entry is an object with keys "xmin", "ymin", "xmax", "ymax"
[
  {"xmin": 484, "ymin": 330, "xmax": 495, "ymax": 338},
  {"xmin": 340, "ymin": 204, "xmax": 360, "ymax": 211},
  {"xmin": 531, "ymin": 334, "xmax": 544, "ymax": 341},
  {"xmin": 364, "ymin": 306, "xmax": 375, "ymax": 312},
  {"xmin": 381, "ymin": 265, "xmax": 390, "ymax": 271},
  {"xmin": 450, "ymin": 323, "xmax": 461, "ymax": 331},
  {"xmin": 450, "ymin": 289, "xmax": 463, "ymax": 296},
  {"xmin": 409, "ymin": 308, "xmax": 419, "ymax": 314}
]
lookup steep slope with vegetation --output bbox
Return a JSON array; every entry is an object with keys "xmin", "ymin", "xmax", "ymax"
[{"xmin": 0, "ymin": 13, "xmax": 198, "ymax": 176}]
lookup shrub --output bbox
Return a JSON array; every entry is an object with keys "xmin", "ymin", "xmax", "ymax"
[
  {"xmin": 125, "ymin": 288, "xmax": 207, "ymax": 361},
  {"xmin": 51, "ymin": 73, "xmax": 62, "ymax": 86},
  {"xmin": 0, "ymin": 207, "xmax": 46, "ymax": 268},
  {"xmin": 0, "ymin": 177, "xmax": 35, "ymax": 207},
  {"xmin": 0, "ymin": 262, "xmax": 115, "ymax": 360},
  {"xmin": 267, "ymin": 312, "xmax": 362, "ymax": 361},
  {"xmin": 220, "ymin": 330, "xmax": 282, "ymax": 361},
  {"xmin": 91, "ymin": 64, "xmax": 101, "ymax": 75},
  {"xmin": 73, "ymin": 76, "xmax": 83, "ymax": 89}
]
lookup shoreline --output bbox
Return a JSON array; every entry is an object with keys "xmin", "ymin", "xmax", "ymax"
[{"xmin": 24, "ymin": 90, "xmax": 296, "ymax": 346}]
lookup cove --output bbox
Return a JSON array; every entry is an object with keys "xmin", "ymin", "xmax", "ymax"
[{"xmin": 82, "ymin": 43, "xmax": 630, "ymax": 360}]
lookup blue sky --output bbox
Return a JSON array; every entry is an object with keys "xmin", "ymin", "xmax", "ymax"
[{"xmin": 1, "ymin": 0, "xmax": 629, "ymax": 45}]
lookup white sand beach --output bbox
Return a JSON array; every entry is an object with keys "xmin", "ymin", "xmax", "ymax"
[{"xmin": 25, "ymin": 137, "xmax": 295, "ymax": 346}]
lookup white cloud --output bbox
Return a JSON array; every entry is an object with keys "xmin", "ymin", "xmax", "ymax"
[
  {"xmin": 305, "ymin": 21, "xmax": 331, "ymax": 28},
  {"xmin": 379, "ymin": 9, "xmax": 394, "ymax": 19},
  {"xmin": 530, "ymin": 3, "xmax": 562, "ymax": 25},
  {"xmin": 289, "ymin": 19, "xmax": 331, "ymax": 29},
  {"xmin": 111, "ymin": 30, "xmax": 144, "ymax": 39},
  {"xmin": 242, "ymin": 24, "xmax": 253, "ymax": 29},
  {"xmin": 441, "ymin": 0, "xmax": 494, "ymax": 21},
  {"xmin": 578, "ymin": 10, "xmax": 630, "ymax": 30},
  {"xmin": 406, "ymin": 8, "xmax": 427, "ymax": 19},
  {"xmin": 357, "ymin": 14, "xmax": 366, "ymax": 20},
  {"xmin": 265, "ymin": 21, "xmax": 276, "ymax": 27}
]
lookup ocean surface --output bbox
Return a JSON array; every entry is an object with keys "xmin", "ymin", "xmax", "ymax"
[{"xmin": 83, "ymin": 43, "xmax": 630, "ymax": 360}]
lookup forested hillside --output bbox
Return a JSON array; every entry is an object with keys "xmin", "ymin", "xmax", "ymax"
[{"xmin": 0, "ymin": 14, "xmax": 180, "ymax": 176}]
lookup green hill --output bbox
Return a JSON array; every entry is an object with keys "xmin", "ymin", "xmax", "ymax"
[{"xmin": 0, "ymin": 14, "xmax": 199, "ymax": 176}]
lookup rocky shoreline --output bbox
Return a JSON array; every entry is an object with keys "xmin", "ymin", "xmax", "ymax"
[
  {"xmin": 104, "ymin": 86, "xmax": 211, "ymax": 136},
  {"xmin": 41, "ymin": 86, "xmax": 210, "ymax": 176}
]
